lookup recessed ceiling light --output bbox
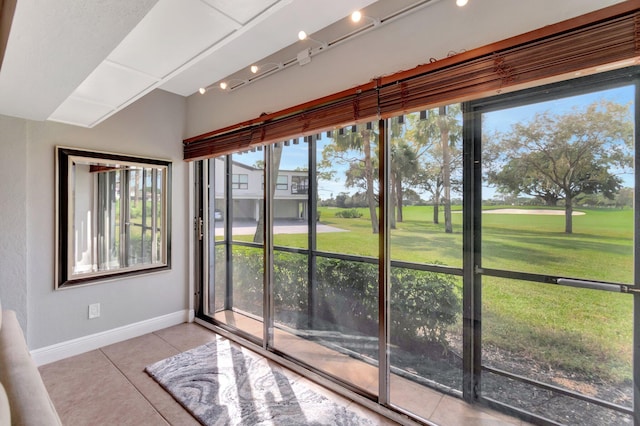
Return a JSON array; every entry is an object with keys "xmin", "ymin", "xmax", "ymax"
[
  {"xmin": 456, "ymin": 0, "xmax": 468, "ymax": 6},
  {"xmin": 351, "ymin": 11, "xmax": 362, "ymax": 23},
  {"xmin": 198, "ymin": 87, "xmax": 206, "ymax": 95},
  {"xmin": 219, "ymin": 82, "xmax": 228, "ymax": 90},
  {"xmin": 250, "ymin": 65, "xmax": 259, "ymax": 74},
  {"xmin": 298, "ymin": 30, "xmax": 307, "ymax": 41}
]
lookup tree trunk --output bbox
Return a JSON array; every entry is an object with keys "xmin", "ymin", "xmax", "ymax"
[
  {"xmin": 433, "ymin": 194, "xmax": 439, "ymax": 224},
  {"xmin": 564, "ymin": 194, "xmax": 573, "ymax": 234},
  {"xmin": 254, "ymin": 143, "xmax": 283, "ymax": 243},
  {"xmin": 390, "ymin": 172, "xmax": 397, "ymax": 229},
  {"xmin": 396, "ymin": 175, "xmax": 404, "ymax": 223},
  {"xmin": 440, "ymin": 106, "xmax": 453, "ymax": 233},
  {"xmin": 363, "ymin": 131, "xmax": 379, "ymax": 234}
]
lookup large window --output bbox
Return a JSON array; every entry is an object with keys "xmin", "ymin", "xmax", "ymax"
[{"xmin": 197, "ymin": 69, "xmax": 639, "ymax": 426}]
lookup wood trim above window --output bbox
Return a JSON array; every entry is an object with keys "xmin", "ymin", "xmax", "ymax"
[{"xmin": 184, "ymin": 1, "xmax": 640, "ymax": 161}]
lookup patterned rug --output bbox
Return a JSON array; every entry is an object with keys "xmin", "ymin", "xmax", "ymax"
[{"xmin": 145, "ymin": 336, "xmax": 376, "ymax": 425}]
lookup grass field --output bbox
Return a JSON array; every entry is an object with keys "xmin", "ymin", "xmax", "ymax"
[{"xmin": 233, "ymin": 205, "xmax": 634, "ymax": 384}]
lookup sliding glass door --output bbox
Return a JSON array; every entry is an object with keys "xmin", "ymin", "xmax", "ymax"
[
  {"xmin": 207, "ymin": 151, "xmax": 265, "ymax": 341},
  {"xmin": 471, "ymin": 76, "xmax": 637, "ymax": 424}
]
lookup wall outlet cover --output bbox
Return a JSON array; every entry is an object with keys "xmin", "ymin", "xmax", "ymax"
[{"xmin": 88, "ymin": 303, "xmax": 100, "ymax": 319}]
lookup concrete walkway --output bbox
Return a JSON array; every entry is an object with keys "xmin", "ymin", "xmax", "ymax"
[{"xmin": 214, "ymin": 220, "xmax": 346, "ymax": 236}]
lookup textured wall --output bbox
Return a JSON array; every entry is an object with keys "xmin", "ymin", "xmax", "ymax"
[
  {"xmin": 0, "ymin": 115, "xmax": 27, "ymax": 331},
  {"xmin": 1, "ymin": 89, "xmax": 189, "ymax": 349}
]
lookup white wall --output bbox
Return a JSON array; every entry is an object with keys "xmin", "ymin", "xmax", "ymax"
[
  {"xmin": 185, "ymin": 0, "xmax": 624, "ymax": 138},
  {"xmin": 0, "ymin": 115, "xmax": 28, "ymax": 329},
  {"xmin": 0, "ymin": 89, "xmax": 188, "ymax": 349}
]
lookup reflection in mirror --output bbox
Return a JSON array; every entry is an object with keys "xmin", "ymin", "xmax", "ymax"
[{"xmin": 56, "ymin": 147, "xmax": 171, "ymax": 288}]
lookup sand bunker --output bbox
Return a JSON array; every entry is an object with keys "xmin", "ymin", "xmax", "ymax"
[{"xmin": 483, "ymin": 208, "xmax": 585, "ymax": 216}]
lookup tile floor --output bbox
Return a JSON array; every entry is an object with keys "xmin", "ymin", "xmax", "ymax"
[
  {"xmin": 39, "ymin": 322, "xmax": 528, "ymax": 425},
  {"xmin": 212, "ymin": 311, "xmax": 530, "ymax": 426}
]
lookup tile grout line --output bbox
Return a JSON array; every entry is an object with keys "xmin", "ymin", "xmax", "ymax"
[
  {"xmin": 152, "ymin": 329, "xmax": 195, "ymax": 354},
  {"xmin": 98, "ymin": 347, "xmax": 173, "ymax": 426}
]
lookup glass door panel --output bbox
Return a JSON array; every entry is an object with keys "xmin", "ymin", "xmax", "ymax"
[
  {"xmin": 208, "ymin": 150, "xmax": 265, "ymax": 342},
  {"xmin": 272, "ymin": 128, "xmax": 380, "ymax": 394},
  {"xmin": 208, "ymin": 157, "xmax": 227, "ymax": 314},
  {"xmin": 387, "ymin": 108, "xmax": 465, "ymax": 417},
  {"xmin": 270, "ymin": 139, "xmax": 311, "ymax": 341},
  {"xmin": 479, "ymin": 82, "xmax": 636, "ymax": 424}
]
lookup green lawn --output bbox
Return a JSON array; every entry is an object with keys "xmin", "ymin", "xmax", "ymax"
[{"xmin": 232, "ymin": 205, "xmax": 634, "ymax": 384}]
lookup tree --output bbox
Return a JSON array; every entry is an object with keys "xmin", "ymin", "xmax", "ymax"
[
  {"xmin": 323, "ymin": 127, "xmax": 379, "ymax": 234},
  {"xmin": 408, "ymin": 106, "xmax": 462, "ymax": 229},
  {"xmin": 486, "ymin": 100, "xmax": 633, "ymax": 233},
  {"xmin": 254, "ymin": 143, "xmax": 283, "ymax": 244},
  {"xmin": 615, "ymin": 187, "xmax": 634, "ymax": 209},
  {"xmin": 390, "ymin": 127, "xmax": 419, "ymax": 226}
]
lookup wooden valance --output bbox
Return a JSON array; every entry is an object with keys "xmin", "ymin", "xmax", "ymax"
[{"xmin": 184, "ymin": 1, "xmax": 640, "ymax": 161}]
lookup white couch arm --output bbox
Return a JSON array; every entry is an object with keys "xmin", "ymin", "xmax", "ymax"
[{"xmin": 0, "ymin": 310, "xmax": 62, "ymax": 426}]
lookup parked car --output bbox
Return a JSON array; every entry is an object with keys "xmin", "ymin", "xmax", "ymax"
[{"xmin": 214, "ymin": 209, "xmax": 223, "ymax": 221}]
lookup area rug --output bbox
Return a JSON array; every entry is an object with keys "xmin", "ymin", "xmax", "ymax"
[{"xmin": 145, "ymin": 336, "xmax": 376, "ymax": 425}]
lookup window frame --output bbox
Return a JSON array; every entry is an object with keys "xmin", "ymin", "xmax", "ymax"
[
  {"xmin": 55, "ymin": 147, "xmax": 172, "ymax": 288},
  {"xmin": 232, "ymin": 173, "xmax": 248, "ymax": 189}
]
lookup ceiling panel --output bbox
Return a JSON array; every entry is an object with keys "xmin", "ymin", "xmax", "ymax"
[
  {"xmin": 0, "ymin": 0, "xmax": 158, "ymax": 121},
  {"xmin": 202, "ymin": 0, "xmax": 282, "ymax": 25},
  {"xmin": 48, "ymin": 97, "xmax": 115, "ymax": 128},
  {"xmin": 108, "ymin": 0, "xmax": 239, "ymax": 79},
  {"xmin": 74, "ymin": 61, "xmax": 158, "ymax": 108},
  {"xmin": 160, "ymin": 0, "xmax": 378, "ymax": 96}
]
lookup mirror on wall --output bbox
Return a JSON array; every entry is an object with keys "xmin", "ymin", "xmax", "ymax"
[{"xmin": 55, "ymin": 147, "xmax": 171, "ymax": 288}]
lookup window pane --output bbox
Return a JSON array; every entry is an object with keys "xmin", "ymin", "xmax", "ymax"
[
  {"xmin": 209, "ymin": 156, "xmax": 227, "ymax": 314},
  {"xmin": 273, "ymin": 140, "xmax": 309, "ymax": 249},
  {"xmin": 482, "ymin": 277, "xmax": 632, "ymax": 424},
  {"xmin": 211, "ymin": 150, "xmax": 265, "ymax": 341},
  {"xmin": 387, "ymin": 108, "xmax": 464, "ymax": 415},
  {"xmin": 274, "ymin": 256, "xmax": 379, "ymax": 393},
  {"xmin": 316, "ymin": 125, "xmax": 380, "ymax": 256},
  {"xmin": 389, "ymin": 268, "xmax": 463, "ymax": 397},
  {"xmin": 273, "ymin": 251, "xmax": 308, "ymax": 328},
  {"xmin": 231, "ymin": 151, "xmax": 264, "ymax": 241},
  {"xmin": 276, "ymin": 174, "xmax": 288, "ymax": 190},
  {"xmin": 481, "ymin": 86, "xmax": 635, "ymax": 284},
  {"xmin": 231, "ymin": 245, "xmax": 263, "ymax": 317},
  {"xmin": 273, "ymin": 129, "xmax": 380, "ymax": 394},
  {"xmin": 389, "ymin": 108, "xmax": 463, "ymax": 267}
]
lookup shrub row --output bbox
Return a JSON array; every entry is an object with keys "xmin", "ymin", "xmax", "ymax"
[{"xmin": 229, "ymin": 248, "xmax": 461, "ymax": 353}]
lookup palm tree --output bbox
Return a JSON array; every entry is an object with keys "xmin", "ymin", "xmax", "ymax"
[
  {"xmin": 325, "ymin": 126, "xmax": 380, "ymax": 234},
  {"xmin": 410, "ymin": 106, "xmax": 462, "ymax": 232}
]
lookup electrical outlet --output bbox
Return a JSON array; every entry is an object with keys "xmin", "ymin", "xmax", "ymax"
[{"xmin": 88, "ymin": 303, "xmax": 100, "ymax": 319}]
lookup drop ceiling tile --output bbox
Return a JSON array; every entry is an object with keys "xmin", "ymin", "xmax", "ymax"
[
  {"xmin": 161, "ymin": 0, "xmax": 378, "ymax": 96},
  {"xmin": 48, "ymin": 97, "xmax": 114, "ymax": 128},
  {"xmin": 108, "ymin": 0, "xmax": 239, "ymax": 79},
  {"xmin": 74, "ymin": 61, "xmax": 158, "ymax": 108},
  {"xmin": 202, "ymin": 0, "xmax": 281, "ymax": 25}
]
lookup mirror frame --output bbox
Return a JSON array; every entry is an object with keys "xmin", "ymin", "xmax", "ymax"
[{"xmin": 55, "ymin": 147, "xmax": 172, "ymax": 288}]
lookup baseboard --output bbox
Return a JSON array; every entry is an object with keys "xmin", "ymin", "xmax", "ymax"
[{"xmin": 31, "ymin": 309, "xmax": 194, "ymax": 366}]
